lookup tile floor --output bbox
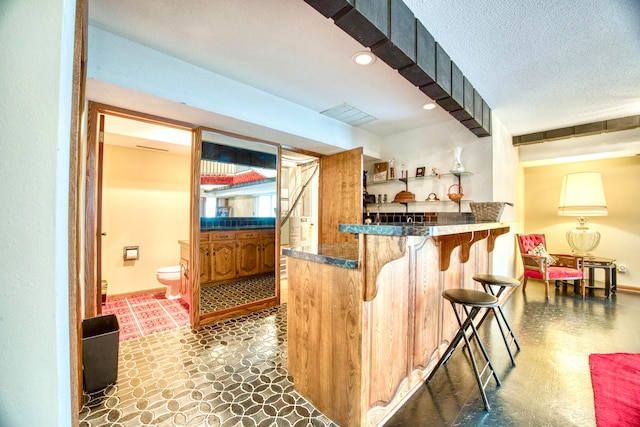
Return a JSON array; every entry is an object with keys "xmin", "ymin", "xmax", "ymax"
[
  {"xmin": 200, "ymin": 275, "xmax": 276, "ymax": 314},
  {"xmin": 81, "ymin": 281, "xmax": 640, "ymax": 426},
  {"xmin": 103, "ymin": 293, "xmax": 190, "ymax": 341},
  {"xmin": 80, "ymin": 305, "xmax": 335, "ymax": 426},
  {"xmin": 386, "ymin": 283, "xmax": 640, "ymax": 426}
]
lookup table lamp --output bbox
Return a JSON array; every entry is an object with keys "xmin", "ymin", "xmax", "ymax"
[{"xmin": 557, "ymin": 172, "xmax": 607, "ymax": 255}]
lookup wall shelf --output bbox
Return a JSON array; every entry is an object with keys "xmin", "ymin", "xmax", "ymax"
[{"xmin": 365, "ymin": 172, "xmax": 471, "ymax": 212}]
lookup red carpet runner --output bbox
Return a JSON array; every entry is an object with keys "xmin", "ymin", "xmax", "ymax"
[{"xmin": 589, "ymin": 352, "xmax": 640, "ymax": 427}]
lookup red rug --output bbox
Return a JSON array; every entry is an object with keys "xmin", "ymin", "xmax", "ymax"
[
  {"xmin": 102, "ymin": 292, "xmax": 189, "ymax": 342},
  {"xmin": 590, "ymin": 352, "xmax": 640, "ymax": 427}
]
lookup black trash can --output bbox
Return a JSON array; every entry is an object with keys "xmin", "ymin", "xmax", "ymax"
[{"xmin": 82, "ymin": 314, "xmax": 119, "ymax": 392}]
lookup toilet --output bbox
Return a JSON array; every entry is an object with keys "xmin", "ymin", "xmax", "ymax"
[{"xmin": 156, "ymin": 265, "xmax": 181, "ymax": 299}]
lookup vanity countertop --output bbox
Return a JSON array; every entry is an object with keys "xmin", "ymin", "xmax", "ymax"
[{"xmin": 201, "ymin": 226, "xmax": 275, "ymax": 231}]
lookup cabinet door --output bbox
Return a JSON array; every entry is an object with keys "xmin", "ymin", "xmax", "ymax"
[
  {"xmin": 319, "ymin": 147, "xmax": 363, "ymax": 244},
  {"xmin": 260, "ymin": 237, "xmax": 276, "ymax": 273},
  {"xmin": 237, "ymin": 238, "xmax": 261, "ymax": 277},
  {"xmin": 211, "ymin": 241, "xmax": 236, "ymax": 281},
  {"xmin": 199, "ymin": 243, "xmax": 210, "ymax": 283}
]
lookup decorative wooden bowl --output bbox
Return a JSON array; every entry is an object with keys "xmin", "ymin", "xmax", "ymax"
[{"xmin": 393, "ymin": 191, "xmax": 416, "ymax": 203}]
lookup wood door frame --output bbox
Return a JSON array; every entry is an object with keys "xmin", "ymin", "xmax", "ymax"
[
  {"xmin": 196, "ymin": 127, "xmax": 285, "ymax": 327},
  {"xmin": 70, "ymin": 0, "xmax": 87, "ymax": 419},
  {"xmin": 84, "ymin": 104, "xmax": 198, "ymax": 318}
]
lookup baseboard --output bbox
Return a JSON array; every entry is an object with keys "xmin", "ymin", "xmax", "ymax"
[
  {"xmin": 616, "ymin": 284, "xmax": 640, "ymax": 294},
  {"xmin": 107, "ymin": 287, "xmax": 166, "ymax": 301}
]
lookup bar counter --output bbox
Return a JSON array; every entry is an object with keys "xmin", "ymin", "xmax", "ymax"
[{"xmin": 283, "ymin": 221, "xmax": 510, "ymax": 427}]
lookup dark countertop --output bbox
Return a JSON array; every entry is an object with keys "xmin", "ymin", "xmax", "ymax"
[
  {"xmin": 338, "ymin": 221, "xmax": 510, "ymax": 237},
  {"xmin": 282, "ymin": 243, "xmax": 359, "ymax": 270},
  {"xmin": 283, "ymin": 221, "xmax": 511, "ymax": 268}
]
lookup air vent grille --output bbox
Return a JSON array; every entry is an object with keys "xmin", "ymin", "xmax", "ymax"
[{"xmin": 320, "ymin": 103, "xmax": 377, "ymax": 126}]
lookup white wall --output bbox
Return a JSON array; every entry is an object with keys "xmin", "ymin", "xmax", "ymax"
[
  {"xmin": 366, "ymin": 119, "xmax": 494, "ymax": 213},
  {"xmin": 87, "ymin": 26, "xmax": 384, "ymax": 158},
  {"xmin": 102, "ymin": 145, "xmax": 190, "ymax": 296},
  {"xmin": 365, "ymin": 113, "xmax": 519, "ymax": 278},
  {"xmin": 489, "ymin": 114, "xmax": 520, "ymax": 276},
  {"xmin": 0, "ymin": 0, "xmax": 74, "ymax": 425}
]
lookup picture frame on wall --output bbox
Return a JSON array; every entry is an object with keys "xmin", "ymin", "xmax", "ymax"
[
  {"xmin": 416, "ymin": 167, "xmax": 425, "ymax": 177},
  {"xmin": 373, "ymin": 162, "xmax": 388, "ymax": 181}
]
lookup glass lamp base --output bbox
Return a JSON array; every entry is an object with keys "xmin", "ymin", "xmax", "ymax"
[{"xmin": 566, "ymin": 228, "xmax": 600, "ymax": 255}]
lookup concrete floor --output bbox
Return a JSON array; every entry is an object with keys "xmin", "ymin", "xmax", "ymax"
[{"xmin": 385, "ymin": 281, "xmax": 640, "ymax": 427}]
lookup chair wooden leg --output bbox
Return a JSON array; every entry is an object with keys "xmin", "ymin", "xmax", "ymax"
[
  {"xmin": 580, "ymin": 279, "xmax": 585, "ymax": 297},
  {"xmin": 544, "ymin": 280, "xmax": 550, "ymax": 299},
  {"xmin": 522, "ymin": 277, "xmax": 528, "ymax": 292}
]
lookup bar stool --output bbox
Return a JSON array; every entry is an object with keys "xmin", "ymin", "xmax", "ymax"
[
  {"xmin": 473, "ymin": 274, "xmax": 521, "ymax": 366},
  {"xmin": 426, "ymin": 288, "xmax": 501, "ymax": 411}
]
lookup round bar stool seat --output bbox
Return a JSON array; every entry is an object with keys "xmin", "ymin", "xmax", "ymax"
[
  {"xmin": 426, "ymin": 288, "xmax": 501, "ymax": 411},
  {"xmin": 444, "ymin": 288, "xmax": 499, "ymax": 307},
  {"xmin": 473, "ymin": 274, "xmax": 521, "ymax": 367},
  {"xmin": 473, "ymin": 274, "xmax": 520, "ymax": 296}
]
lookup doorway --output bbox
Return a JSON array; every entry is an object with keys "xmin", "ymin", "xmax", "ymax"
[
  {"xmin": 99, "ymin": 114, "xmax": 192, "ymax": 339},
  {"xmin": 84, "ymin": 103, "xmax": 196, "ymax": 321}
]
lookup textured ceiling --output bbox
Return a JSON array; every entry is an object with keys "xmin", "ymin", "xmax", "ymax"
[{"xmin": 89, "ymin": 0, "xmax": 640, "ymax": 138}]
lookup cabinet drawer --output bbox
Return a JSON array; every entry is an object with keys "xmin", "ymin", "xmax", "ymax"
[
  {"xmin": 260, "ymin": 230, "xmax": 275, "ymax": 238},
  {"xmin": 210, "ymin": 231, "xmax": 236, "ymax": 241},
  {"xmin": 199, "ymin": 233, "xmax": 210, "ymax": 243},
  {"xmin": 237, "ymin": 231, "xmax": 260, "ymax": 239}
]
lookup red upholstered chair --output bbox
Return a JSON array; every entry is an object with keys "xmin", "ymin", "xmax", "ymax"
[{"xmin": 516, "ymin": 234, "xmax": 584, "ymax": 298}]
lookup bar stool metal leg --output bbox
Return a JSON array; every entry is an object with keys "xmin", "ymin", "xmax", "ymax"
[
  {"xmin": 473, "ymin": 274, "xmax": 521, "ymax": 366},
  {"xmin": 426, "ymin": 289, "xmax": 501, "ymax": 411}
]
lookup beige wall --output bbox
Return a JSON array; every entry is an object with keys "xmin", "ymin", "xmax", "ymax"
[
  {"xmin": 102, "ymin": 144, "xmax": 190, "ymax": 295},
  {"xmin": 524, "ymin": 156, "xmax": 639, "ymax": 288}
]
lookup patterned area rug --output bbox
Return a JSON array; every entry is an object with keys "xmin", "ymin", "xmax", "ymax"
[{"xmin": 102, "ymin": 292, "xmax": 190, "ymax": 342}]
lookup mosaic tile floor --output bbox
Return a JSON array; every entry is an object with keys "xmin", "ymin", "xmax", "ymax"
[
  {"xmin": 103, "ymin": 293, "xmax": 190, "ymax": 341},
  {"xmin": 80, "ymin": 305, "xmax": 337, "ymax": 427},
  {"xmin": 200, "ymin": 275, "xmax": 276, "ymax": 314}
]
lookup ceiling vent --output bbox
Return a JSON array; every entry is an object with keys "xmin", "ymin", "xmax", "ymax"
[{"xmin": 320, "ymin": 103, "xmax": 377, "ymax": 126}]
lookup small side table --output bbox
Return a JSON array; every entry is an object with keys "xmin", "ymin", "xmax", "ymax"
[{"xmin": 583, "ymin": 257, "xmax": 617, "ymax": 298}]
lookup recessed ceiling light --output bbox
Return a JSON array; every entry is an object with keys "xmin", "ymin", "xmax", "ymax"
[
  {"xmin": 352, "ymin": 51, "xmax": 376, "ymax": 66},
  {"xmin": 423, "ymin": 102, "xmax": 437, "ymax": 110}
]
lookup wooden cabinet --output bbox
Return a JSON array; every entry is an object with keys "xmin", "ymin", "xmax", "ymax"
[
  {"xmin": 204, "ymin": 231, "xmax": 236, "ymax": 283},
  {"xmin": 260, "ymin": 230, "xmax": 276, "ymax": 273},
  {"xmin": 237, "ymin": 231, "xmax": 261, "ymax": 277},
  {"xmin": 210, "ymin": 239, "xmax": 236, "ymax": 281},
  {"xmin": 199, "ymin": 229, "xmax": 275, "ymax": 285},
  {"xmin": 199, "ymin": 242, "xmax": 210, "ymax": 283}
]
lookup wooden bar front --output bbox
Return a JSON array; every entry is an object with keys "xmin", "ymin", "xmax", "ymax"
[{"xmin": 287, "ymin": 226, "xmax": 509, "ymax": 427}]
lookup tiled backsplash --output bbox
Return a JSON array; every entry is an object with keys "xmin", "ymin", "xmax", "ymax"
[
  {"xmin": 201, "ymin": 216, "xmax": 276, "ymax": 230},
  {"xmin": 362, "ymin": 211, "xmax": 474, "ymax": 224}
]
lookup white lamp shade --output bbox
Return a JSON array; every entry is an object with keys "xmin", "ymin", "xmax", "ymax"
[{"xmin": 558, "ymin": 172, "xmax": 608, "ymax": 216}]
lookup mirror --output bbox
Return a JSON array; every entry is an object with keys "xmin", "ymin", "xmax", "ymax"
[{"xmin": 198, "ymin": 130, "xmax": 279, "ymax": 318}]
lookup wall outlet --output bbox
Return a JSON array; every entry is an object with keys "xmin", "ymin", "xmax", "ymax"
[{"xmin": 618, "ymin": 264, "xmax": 627, "ymax": 273}]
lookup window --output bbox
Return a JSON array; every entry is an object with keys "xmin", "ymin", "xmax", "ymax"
[{"xmin": 255, "ymin": 194, "xmax": 277, "ymax": 217}]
